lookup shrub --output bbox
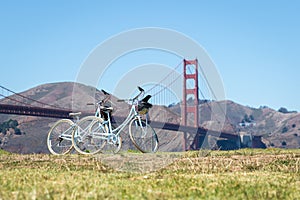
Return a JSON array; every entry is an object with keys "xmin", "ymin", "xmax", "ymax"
[
  {"xmin": 278, "ymin": 107, "xmax": 289, "ymax": 113},
  {"xmin": 278, "ymin": 107, "xmax": 297, "ymax": 114},
  {"xmin": 282, "ymin": 126, "xmax": 288, "ymax": 133},
  {"xmin": 14, "ymin": 128, "xmax": 22, "ymax": 135},
  {"xmin": 8, "ymin": 119, "xmax": 18, "ymax": 129},
  {"xmin": 0, "ymin": 119, "xmax": 21, "ymax": 135}
]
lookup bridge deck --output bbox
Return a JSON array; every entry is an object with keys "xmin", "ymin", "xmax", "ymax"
[
  {"xmin": 0, "ymin": 104, "xmax": 72, "ymax": 119},
  {"xmin": 1, "ymin": 104, "xmax": 261, "ymax": 144}
]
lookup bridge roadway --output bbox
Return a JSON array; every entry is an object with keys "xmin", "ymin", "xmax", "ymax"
[
  {"xmin": 0, "ymin": 103, "xmax": 262, "ymax": 142},
  {"xmin": 0, "ymin": 104, "xmax": 73, "ymax": 118}
]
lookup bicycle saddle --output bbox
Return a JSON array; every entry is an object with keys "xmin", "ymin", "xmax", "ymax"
[{"xmin": 69, "ymin": 112, "xmax": 82, "ymax": 117}]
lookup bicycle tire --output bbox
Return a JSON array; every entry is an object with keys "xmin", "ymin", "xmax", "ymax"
[
  {"xmin": 72, "ymin": 116, "xmax": 107, "ymax": 155},
  {"xmin": 47, "ymin": 119, "xmax": 74, "ymax": 155},
  {"xmin": 129, "ymin": 118, "xmax": 159, "ymax": 153}
]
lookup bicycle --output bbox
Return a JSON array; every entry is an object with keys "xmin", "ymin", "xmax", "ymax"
[
  {"xmin": 47, "ymin": 112, "xmax": 106, "ymax": 155},
  {"xmin": 47, "ymin": 112, "xmax": 82, "ymax": 155},
  {"xmin": 72, "ymin": 86, "xmax": 159, "ymax": 155},
  {"xmin": 71, "ymin": 91, "xmax": 120, "ymax": 155}
]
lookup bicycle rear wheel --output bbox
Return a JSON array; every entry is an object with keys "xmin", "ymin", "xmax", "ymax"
[
  {"xmin": 129, "ymin": 118, "xmax": 159, "ymax": 153},
  {"xmin": 72, "ymin": 116, "xmax": 107, "ymax": 155},
  {"xmin": 47, "ymin": 119, "xmax": 74, "ymax": 155}
]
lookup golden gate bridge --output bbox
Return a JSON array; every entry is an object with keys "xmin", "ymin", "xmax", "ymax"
[{"xmin": 0, "ymin": 59, "xmax": 265, "ymax": 150}]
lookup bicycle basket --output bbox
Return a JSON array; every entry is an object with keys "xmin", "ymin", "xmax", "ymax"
[{"xmin": 138, "ymin": 102, "xmax": 152, "ymax": 115}]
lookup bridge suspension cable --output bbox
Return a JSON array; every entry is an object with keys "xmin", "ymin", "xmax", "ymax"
[
  {"xmin": 145, "ymin": 60, "xmax": 183, "ymax": 106},
  {"xmin": 197, "ymin": 64, "xmax": 237, "ymax": 132},
  {"xmin": 146, "ymin": 60, "xmax": 182, "ymax": 95},
  {"xmin": 0, "ymin": 85, "xmax": 66, "ymax": 110},
  {"xmin": 0, "ymin": 93, "xmax": 33, "ymax": 107}
]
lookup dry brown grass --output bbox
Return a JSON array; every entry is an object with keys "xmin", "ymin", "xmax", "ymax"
[{"xmin": 0, "ymin": 149, "xmax": 299, "ymax": 199}]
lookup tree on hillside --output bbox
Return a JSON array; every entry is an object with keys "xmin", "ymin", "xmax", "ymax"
[
  {"xmin": 278, "ymin": 107, "xmax": 297, "ymax": 114},
  {"xmin": 8, "ymin": 119, "xmax": 18, "ymax": 129},
  {"xmin": 259, "ymin": 105, "xmax": 269, "ymax": 109},
  {"xmin": 281, "ymin": 126, "xmax": 288, "ymax": 133},
  {"xmin": 14, "ymin": 127, "xmax": 21, "ymax": 135},
  {"xmin": 249, "ymin": 115, "xmax": 254, "ymax": 121},
  {"xmin": 278, "ymin": 107, "xmax": 289, "ymax": 114},
  {"xmin": 241, "ymin": 114, "xmax": 254, "ymax": 123},
  {"xmin": 0, "ymin": 119, "xmax": 21, "ymax": 135}
]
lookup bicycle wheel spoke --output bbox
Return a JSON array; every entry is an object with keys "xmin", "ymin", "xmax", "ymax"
[
  {"xmin": 47, "ymin": 119, "xmax": 74, "ymax": 155},
  {"xmin": 129, "ymin": 118, "xmax": 158, "ymax": 153},
  {"xmin": 72, "ymin": 116, "xmax": 107, "ymax": 155}
]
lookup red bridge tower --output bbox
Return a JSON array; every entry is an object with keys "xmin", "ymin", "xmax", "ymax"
[{"xmin": 182, "ymin": 59, "xmax": 202, "ymax": 150}]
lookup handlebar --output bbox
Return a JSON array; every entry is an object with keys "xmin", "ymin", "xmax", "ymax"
[
  {"xmin": 101, "ymin": 89, "xmax": 110, "ymax": 96},
  {"xmin": 100, "ymin": 90, "xmax": 111, "ymax": 106},
  {"xmin": 117, "ymin": 86, "xmax": 145, "ymax": 103},
  {"xmin": 133, "ymin": 86, "xmax": 145, "ymax": 100},
  {"xmin": 88, "ymin": 86, "xmax": 146, "ymax": 105},
  {"xmin": 138, "ymin": 86, "xmax": 144, "ymax": 92},
  {"xmin": 87, "ymin": 89, "xmax": 111, "ymax": 106}
]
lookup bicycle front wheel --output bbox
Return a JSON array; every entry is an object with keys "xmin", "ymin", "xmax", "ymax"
[
  {"xmin": 72, "ymin": 116, "xmax": 107, "ymax": 155},
  {"xmin": 47, "ymin": 119, "xmax": 74, "ymax": 155},
  {"xmin": 129, "ymin": 118, "xmax": 159, "ymax": 153}
]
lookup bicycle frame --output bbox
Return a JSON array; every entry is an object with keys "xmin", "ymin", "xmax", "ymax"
[
  {"xmin": 59, "ymin": 115, "xmax": 81, "ymax": 141},
  {"xmin": 73, "ymin": 86, "xmax": 158, "ymax": 154},
  {"xmin": 106, "ymin": 101, "xmax": 140, "ymax": 137},
  {"xmin": 91, "ymin": 91, "xmax": 148, "ymax": 142},
  {"xmin": 48, "ymin": 113, "xmax": 84, "ymax": 155},
  {"xmin": 58, "ymin": 125, "xmax": 76, "ymax": 141}
]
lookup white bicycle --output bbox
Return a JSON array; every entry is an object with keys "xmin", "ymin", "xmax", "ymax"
[
  {"xmin": 72, "ymin": 87, "xmax": 159, "ymax": 155},
  {"xmin": 47, "ymin": 112, "xmax": 82, "ymax": 155}
]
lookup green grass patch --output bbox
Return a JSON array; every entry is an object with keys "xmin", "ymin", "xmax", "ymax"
[
  {"xmin": 0, "ymin": 149, "xmax": 10, "ymax": 155},
  {"xmin": 0, "ymin": 149, "xmax": 299, "ymax": 199}
]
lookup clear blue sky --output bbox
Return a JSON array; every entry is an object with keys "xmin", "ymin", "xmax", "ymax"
[{"xmin": 1, "ymin": 0, "xmax": 299, "ymax": 111}]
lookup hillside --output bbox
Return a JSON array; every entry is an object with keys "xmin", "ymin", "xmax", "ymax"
[
  {"xmin": 0, "ymin": 82, "xmax": 184, "ymax": 153},
  {"xmin": 210, "ymin": 101, "xmax": 300, "ymax": 148},
  {"xmin": 168, "ymin": 99, "xmax": 300, "ymax": 149},
  {"xmin": 0, "ymin": 82, "xmax": 299, "ymax": 153}
]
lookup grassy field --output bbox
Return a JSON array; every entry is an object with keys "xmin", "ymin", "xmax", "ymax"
[{"xmin": 0, "ymin": 148, "xmax": 299, "ymax": 200}]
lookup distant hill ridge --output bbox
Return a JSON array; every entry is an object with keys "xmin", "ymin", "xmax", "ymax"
[{"xmin": 0, "ymin": 82, "xmax": 299, "ymax": 153}]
